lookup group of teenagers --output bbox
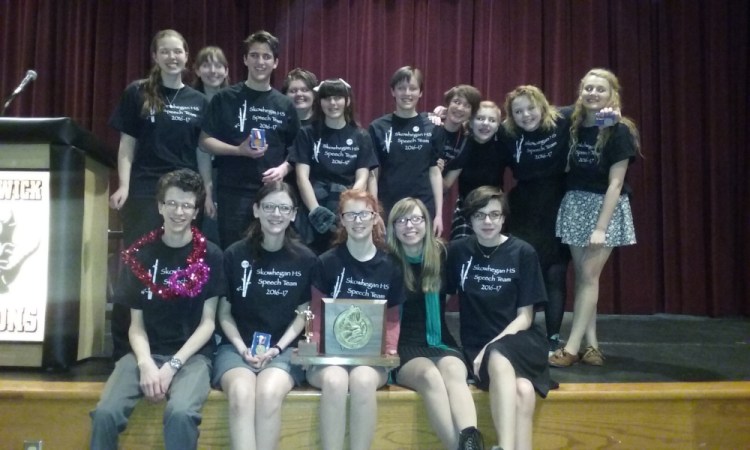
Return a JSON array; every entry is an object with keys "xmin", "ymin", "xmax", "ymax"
[{"xmin": 90, "ymin": 27, "xmax": 641, "ymax": 450}]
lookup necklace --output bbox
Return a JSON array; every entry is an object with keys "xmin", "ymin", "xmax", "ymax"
[
  {"xmin": 121, "ymin": 226, "xmax": 210, "ymax": 300},
  {"xmin": 164, "ymin": 87, "xmax": 182, "ymax": 108},
  {"xmin": 476, "ymin": 239, "xmax": 502, "ymax": 259}
]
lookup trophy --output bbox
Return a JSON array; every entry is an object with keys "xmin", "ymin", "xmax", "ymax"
[
  {"xmin": 297, "ymin": 306, "xmax": 318, "ymax": 356},
  {"xmin": 291, "ymin": 299, "xmax": 399, "ymax": 367}
]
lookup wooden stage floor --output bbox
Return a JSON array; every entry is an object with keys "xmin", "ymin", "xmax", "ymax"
[{"xmin": 0, "ymin": 313, "xmax": 748, "ymax": 448}]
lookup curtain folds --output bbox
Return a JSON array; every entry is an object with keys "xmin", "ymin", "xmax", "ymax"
[{"xmin": 0, "ymin": 0, "xmax": 746, "ymax": 316}]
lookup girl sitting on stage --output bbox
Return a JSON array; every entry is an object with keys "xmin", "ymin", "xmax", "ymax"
[
  {"xmin": 387, "ymin": 197, "xmax": 483, "ymax": 450},
  {"xmin": 213, "ymin": 181, "xmax": 318, "ymax": 450},
  {"xmin": 446, "ymin": 186, "xmax": 551, "ymax": 450},
  {"xmin": 307, "ymin": 189, "xmax": 404, "ymax": 450}
]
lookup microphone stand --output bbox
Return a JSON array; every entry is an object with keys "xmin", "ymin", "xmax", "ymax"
[{"xmin": 2, "ymin": 90, "xmax": 22, "ymax": 116}]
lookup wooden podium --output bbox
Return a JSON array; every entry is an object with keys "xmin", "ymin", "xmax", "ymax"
[{"xmin": 0, "ymin": 118, "xmax": 113, "ymax": 369}]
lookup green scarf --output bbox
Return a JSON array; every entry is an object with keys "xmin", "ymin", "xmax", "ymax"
[{"xmin": 406, "ymin": 254, "xmax": 448, "ymax": 349}]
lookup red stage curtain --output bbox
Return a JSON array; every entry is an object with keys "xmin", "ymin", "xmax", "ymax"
[{"xmin": 0, "ymin": 0, "xmax": 747, "ymax": 316}]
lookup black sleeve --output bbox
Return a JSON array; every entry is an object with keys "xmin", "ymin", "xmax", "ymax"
[
  {"xmin": 517, "ymin": 242, "xmax": 547, "ymax": 309},
  {"xmin": 355, "ymin": 128, "xmax": 379, "ymax": 170},
  {"xmin": 605, "ymin": 124, "xmax": 638, "ymax": 167},
  {"xmin": 109, "ymin": 82, "xmax": 143, "ymax": 137},
  {"xmin": 290, "ymin": 126, "xmax": 313, "ymax": 165}
]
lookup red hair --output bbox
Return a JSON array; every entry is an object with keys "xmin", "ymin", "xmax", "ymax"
[{"xmin": 331, "ymin": 189, "xmax": 387, "ymax": 249}]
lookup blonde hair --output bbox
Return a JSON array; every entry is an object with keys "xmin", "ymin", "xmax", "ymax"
[
  {"xmin": 387, "ymin": 198, "xmax": 444, "ymax": 293},
  {"xmin": 502, "ymin": 85, "xmax": 561, "ymax": 137},
  {"xmin": 568, "ymin": 68, "xmax": 641, "ymax": 164}
]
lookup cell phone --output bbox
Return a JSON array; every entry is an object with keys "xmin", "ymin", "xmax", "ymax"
[
  {"xmin": 595, "ymin": 111, "xmax": 616, "ymax": 127},
  {"xmin": 250, "ymin": 128, "xmax": 266, "ymax": 149}
]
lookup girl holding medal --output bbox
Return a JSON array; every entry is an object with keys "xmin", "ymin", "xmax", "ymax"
[
  {"xmin": 290, "ymin": 78, "xmax": 378, "ymax": 253},
  {"xmin": 108, "ymin": 29, "xmax": 213, "ymax": 361},
  {"xmin": 307, "ymin": 189, "xmax": 405, "ymax": 450},
  {"xmin": 549, "ymin": 69, "xmax": 640, "ymax": 368},
  {"xmin": 387, "ymin": 197, "xmax": 483, "ymax": 450},
  {"xmin": 213, "ymin": 181, "xmax": 319, "ymax": 450},
  {"xmin": 446, "ymin": 186, "xmax": 551, "ymax": 450}
]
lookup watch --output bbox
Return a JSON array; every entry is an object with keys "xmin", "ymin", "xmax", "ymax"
[{"xmin": 168, "ymin": 357, "xmax": 183, "ymax": 371}]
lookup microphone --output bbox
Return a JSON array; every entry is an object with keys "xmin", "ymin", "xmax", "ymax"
[{"xmin": 12, "ymin": 70, "xmax": 37, "ymax": 96}]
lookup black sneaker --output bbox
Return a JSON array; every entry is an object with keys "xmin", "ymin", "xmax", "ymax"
[{"xmin": 457, "ymin": 426, "xmax": 485, "ymax": 450}]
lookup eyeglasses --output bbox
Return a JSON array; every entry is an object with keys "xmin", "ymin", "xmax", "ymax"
[
  {"xmin": 341, "ymin": 211, "xmax": 376, "ymax": 222},
  {"xmin": 260, "ymin": 202, "xmax": 295, "ymax": 215},
  {"xmin": 471, "ymin": 210, "xmax": 503, "ymax": 222},
  {"xmin": 394, "ymin": 215, "xmax": 425, "ymax": 227},
  {"xmin": 162, "ymin": 200, "xmax": 196, "ymax": 212}
]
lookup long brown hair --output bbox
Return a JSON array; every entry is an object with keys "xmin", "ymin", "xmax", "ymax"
[
  {"xmin": 387, "ymin": 198, "xmax": 444, "ymax": 293},
  {"xmin": 244, "ymin": 182, "xmax": 300, "ymax": 259},
  {"xmin": 141, "ymin": 29, "xmax": 189, "ymax": 117},
  {"xmin": 568, "ymin": 68, "xmax": 641, "ymax": 164}
]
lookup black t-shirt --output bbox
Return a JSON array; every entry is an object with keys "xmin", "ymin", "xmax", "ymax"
[
  {"xmin": 315, "ymin": 245, "xmax": 405, "ymax": 308},
  {"xmin": 398, "ymin": 251, "xmax": 457, "ymax": 348},
  {"xmin": 566, "ymin": 123, "xmax": 637, "ymax": 194},
  {"xmin": 446, "ymin": 236, "xmax": 546, "ymax": 355},
  {"xmin": 451, "ymin": 135, "xmax": 508, "ymax": 198},
  {"xmin": 369, "ymin": 113, "xmax": 437, "ymax": 213},
  {"xmin": 499, "ymin": 116, "xmax": 570, "ymax": 182},
  {"xmin": 290, "ymin": 123, "xmax": 378, "ymax": 187},
  {"xmin": 124, "ymin": 237, "xmax": 225, "ymax": 357},
  {"xmin": 109, "ymin": 81, "xmax": 208, "ymax": 198},
  {"xmin": 201, "ymin": 82, "xmax": 300, "ymax": 191},
  {"xmin": 221, "ymin": 239, "xmax": 319, "ymax": 346},
  {"xmin": 431, "ymin": 126, "xmax": 470, "ymax": 171}
]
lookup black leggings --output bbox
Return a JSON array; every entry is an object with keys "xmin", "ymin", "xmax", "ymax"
[{"xmin": 543, "ymin": 262, "xmax": 568, "ymax": 338}]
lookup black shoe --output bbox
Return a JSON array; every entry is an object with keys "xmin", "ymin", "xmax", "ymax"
[{"xmin": 458, "ymin": 426, "xmax": 485, "ymax": 450}]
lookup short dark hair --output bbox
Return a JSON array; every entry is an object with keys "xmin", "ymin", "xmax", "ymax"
[
  {"xmin": 281, "ymin": 68, "xmax": 318, "ymax": 94},
  {"xmin": 444, "ymin": 85, "xmax": 482, "ymax": 116},
  {"xmin": 156, "ymin": 169, "xmax": 205, "ymax": 208},
  {"xmin": 462, "ymin": 186, "xmax": 508, "ymax": 220},
  {"xmin": 243, "ymin": 30, "xmax": 280, "ymax": 58},
  {"xmin": 390, "ymin": 66, "xmax": 424, "ymax": 90}
]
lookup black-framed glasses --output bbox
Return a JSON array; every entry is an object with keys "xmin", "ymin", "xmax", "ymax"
[
  {"xmin": 162, "ymin": 200, "xmax": 196, "ymax": 212},
  {"xmin": 394, "ymin": 215, "xmax": 425, "ymax": 227},
  {"xmin": 471, "ymin": 210, "xmax": 503, "ymax": 222},
  {"xmin": 260, "ymin": 202, "xmax": 295, "ymax": 215},
  {"xmin": 341, "ymin": 211, "xmax": 376, "ymax": 222}
]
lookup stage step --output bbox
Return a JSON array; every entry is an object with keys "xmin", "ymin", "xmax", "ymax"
[{"xmin": 0, "ymin": 380, "xmax": 748, "ymax": 449}]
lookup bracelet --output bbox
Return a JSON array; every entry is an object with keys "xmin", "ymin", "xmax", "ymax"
[{"xmin": 272, "ymin": 344, "xmax": 283, "ymax": 354}]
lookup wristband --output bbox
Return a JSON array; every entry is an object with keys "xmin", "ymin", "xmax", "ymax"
[{"xmin": 272, "ymin": 345, "xmax": 283, "ymax": 355}]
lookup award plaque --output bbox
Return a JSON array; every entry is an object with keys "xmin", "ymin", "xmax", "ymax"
[
  {"xmin": 324, "ymin": 298, "xmax": 385, "ymax": 356},
  {"xmin": 291, "ymin": 298, "xmax": 399, "ymax": 367}
]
